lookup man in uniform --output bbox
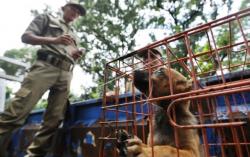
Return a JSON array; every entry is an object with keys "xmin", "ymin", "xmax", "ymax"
[{"xmin": 0, "ymin": 1, "xmax": 86, "ymax": 156}]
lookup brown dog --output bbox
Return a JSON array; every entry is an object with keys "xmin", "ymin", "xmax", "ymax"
[{"xmin": 127, "ymin": 67, "xmax": 202, "ymax": 157}]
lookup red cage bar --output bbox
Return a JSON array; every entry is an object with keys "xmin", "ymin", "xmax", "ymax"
[{"xmin": 99, "ymin": 8, "xmax": 250, "ymax": 157}]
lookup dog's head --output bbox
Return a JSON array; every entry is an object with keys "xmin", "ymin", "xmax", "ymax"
[{"xmin": 134, "ymin": 67, "xmax": 192, "ymax": 98}]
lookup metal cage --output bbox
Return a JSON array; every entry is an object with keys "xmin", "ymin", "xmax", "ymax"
[{"xmin": 100, "ymin": 8, "xmax": 250, "ymax": 157}]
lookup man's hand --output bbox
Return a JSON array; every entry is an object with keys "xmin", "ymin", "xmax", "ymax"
[
  {"xmin": 53, "ymin": 34, "xmax": 75, "ymax": 45},
  {"xmin": 70, "ymin": 48, "xmax": 85, "ymax": 60}
]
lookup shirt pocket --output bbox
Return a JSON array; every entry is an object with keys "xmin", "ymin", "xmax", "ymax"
[
  {"xmin": 15, "ymin": 87, "xmax": 31, "ymax": 98},
  {"xmin": 47, "ymin": 23, "xmax": 63, "ymax": 37}
]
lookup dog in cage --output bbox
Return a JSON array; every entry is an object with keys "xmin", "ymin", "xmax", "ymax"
[{"xmin": 125, "ymin": 67, "xmax": 203, "ymax": 157}]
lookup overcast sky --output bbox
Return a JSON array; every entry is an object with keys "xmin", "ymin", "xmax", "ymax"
[{"xmin": 0, "ymin": 0, "xmax": 68, "ymax": 55}]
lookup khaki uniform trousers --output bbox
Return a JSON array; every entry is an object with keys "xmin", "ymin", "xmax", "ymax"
[{"xmin": 0, "ymin": 60, "xmax": 73, "ymax": 157}]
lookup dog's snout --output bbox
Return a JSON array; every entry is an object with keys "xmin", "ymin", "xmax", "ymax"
[
  {"xmin": 133, "ymin": 70, "xmax": 149, "ymax": 93},
  {"xmin": 134, "ymin": 70, "xmax": 149, "ymax": 81}
]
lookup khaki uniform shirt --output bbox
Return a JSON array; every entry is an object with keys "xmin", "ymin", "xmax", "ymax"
[{"xmin": 24, "ymin": 14, "xmax": 80, "ymax": 63}]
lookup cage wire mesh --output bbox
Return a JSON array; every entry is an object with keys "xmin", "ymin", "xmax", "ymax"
[{"xmin": 99, "ymin": 8, "xmax": 250, "ymax": 157}]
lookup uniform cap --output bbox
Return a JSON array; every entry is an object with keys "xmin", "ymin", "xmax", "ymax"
[{"xmin": 65, "ymin": 0, "xmax": 86, "ymax": 16}]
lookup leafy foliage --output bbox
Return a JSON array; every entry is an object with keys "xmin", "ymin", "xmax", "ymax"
[
  {"xmin": 0, "ymin": 47, "xmax": 37, "ymax": 76},
  {"xmin": 3, "ymin": 0, "xmax": 247, "ymax": 100},
  {"xmin": 75, "ymin": 0, "xmax": 148, "ymax": 96},
  {"xmin": 76, "ymin": 0, "xmax": 234, "ymax": 98}
]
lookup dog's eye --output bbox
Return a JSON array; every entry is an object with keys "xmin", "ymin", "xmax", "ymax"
[
  {"xmin": 155, "ymin": 68, "xmax": 165, "ymax": 76},
  {"xmin": 160, "ymin": 68, "xmax": 165, "ymax": 73}
]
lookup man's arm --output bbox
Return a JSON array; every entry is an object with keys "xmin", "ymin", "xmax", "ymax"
[
  {"xmin": 22, "ymin": 31, "xmax": 84, "ymax": 61},
  {"xmin": 21, "ymin": 14, "xmax": 84, "ymax": 60},
  {"xmin": 21, "ymin": 32, "xmax": 75, "ymax": 46}
]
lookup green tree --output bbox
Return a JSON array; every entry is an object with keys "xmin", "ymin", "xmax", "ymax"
[
  {"xmin": 193, "ymin": 0, "xmax": 250, "ymax": 76},
  {"xmin": 240, "ymin": 0, "xmax": 250, "ymax": 10},
  {"xmin": 76, "ymin": 0, "xmax": 234, "ymax": 97},
  {"xmin": 75, "ymin": 0, "xmax": 148, "ymax": 97},
  {"xmin": 0, "ymin": 47, "xmax": 37, "ymax": 76},
  {"xmin": 2, "ymin": 0, "xmax": 241, "ymax": 100}
]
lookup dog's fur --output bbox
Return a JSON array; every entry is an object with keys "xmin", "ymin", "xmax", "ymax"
[{"xmin": 127, "ymin": 67, "xmax": 202, "ymax": 157}]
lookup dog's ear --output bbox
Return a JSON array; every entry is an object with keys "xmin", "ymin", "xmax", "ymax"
[
  {"xmin": 186, "ymin": 80, "xmax": 193, "ymax": 91},
  {"xmin": 175, "ymin": 79, "xmax": 193, "ymax": 93}
]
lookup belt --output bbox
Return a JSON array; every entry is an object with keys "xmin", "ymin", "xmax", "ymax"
[{"xmin": 37, "ymin": 52, "xmax": 74, "ymax": 71}]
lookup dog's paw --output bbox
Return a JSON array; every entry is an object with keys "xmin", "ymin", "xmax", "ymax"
[{"xmin": 126, "ymin": 137, "xmax": 146, "ymax": 157}]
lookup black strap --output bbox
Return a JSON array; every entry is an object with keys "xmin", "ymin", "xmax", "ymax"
[{"xmin": 37, "ymin": 52, "xmax": 74, "ymax": 71}]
